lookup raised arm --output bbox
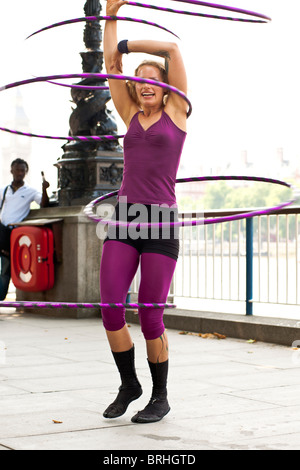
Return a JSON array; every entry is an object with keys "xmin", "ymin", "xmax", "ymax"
[{"xmin": 104, "ymin": 0, "xmax": 138, "ymax": 127}]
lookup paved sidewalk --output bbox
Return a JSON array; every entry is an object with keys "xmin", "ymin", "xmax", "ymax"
[{"xmin": 0, "ymin": 308, "xmax": 300, "ymax": 451}]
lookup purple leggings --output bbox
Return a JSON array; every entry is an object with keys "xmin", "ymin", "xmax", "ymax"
[{"xmin": 100, "ymin": 240, "xmax": 177, "ymax": 340}]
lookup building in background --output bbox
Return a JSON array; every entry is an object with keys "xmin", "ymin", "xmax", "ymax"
[{"xmin": 0, "ymin": 90, "xmax": 32, "ymax": 186}]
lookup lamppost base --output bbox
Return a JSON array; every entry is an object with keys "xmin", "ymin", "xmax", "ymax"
[{"xmin": 56, "ymin": 150, "xmax": 123, "ymax": 206}]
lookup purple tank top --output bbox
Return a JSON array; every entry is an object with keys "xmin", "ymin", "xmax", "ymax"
[{"xmin": 118, "ymin": 110, "xmax": 186, "ymax": 206}]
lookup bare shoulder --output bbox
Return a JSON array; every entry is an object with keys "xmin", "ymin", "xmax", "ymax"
[{"xmin": 164, "ymin": 102, "xmax": 187, "ymax": 133}]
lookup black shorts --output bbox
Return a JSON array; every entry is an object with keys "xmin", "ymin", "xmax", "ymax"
[{"xmin": 104, "ymin": 202, "xmax": 180, "ymax": 261}]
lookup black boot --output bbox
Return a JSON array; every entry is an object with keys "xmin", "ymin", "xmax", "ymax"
[
  {"xmin": 131, "ymin": 359, "xmax": 170, "ymax": 423},
  {"xmin": 103, "ymin": 346, "xmax": 143, "ymax": 419}
]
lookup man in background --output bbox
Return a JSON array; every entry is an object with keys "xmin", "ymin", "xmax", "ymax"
[{"xmin": 0, "ymin": 158, "xmax": 50, "ymax": 300}]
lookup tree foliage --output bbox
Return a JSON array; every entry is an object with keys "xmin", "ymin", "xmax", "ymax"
[{"xmin": 178, "ymin": 179, "xmax": 298, "ymax": 241}]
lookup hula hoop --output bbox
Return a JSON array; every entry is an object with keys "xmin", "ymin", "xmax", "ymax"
[
  {"xmin": 127, "ymin": 1, "xmax": 271, "ymax": 23},
  {"xmin": 0, "ymin": 75, "xmax": 191, "ymax": 115},
  {"xmin": 162, "ymin": 0, "xmax": 271, "ymax": 21},
  {"xmin": 26, "ymin": 15, "xmax": 179, "ymax": 40},
  {"xmin": 84, "ymin": 176, "xmax": 300, "ymax": 228},
  {"xmin": 45, "ymin": 80, "xmax": 109, "ymax": 90},
  {"xmin": 0, "ymin": 126, "xmax": 124, "ymax": 143},
  {"xmin": 0, "ymin": 301, "xmax": 175, "ymax": 309},
  {"xmin": 0, "ymin": 73, "xmax": 191, "ymax": 142}
]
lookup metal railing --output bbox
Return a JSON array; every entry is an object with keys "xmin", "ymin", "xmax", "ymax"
[{"xmin": 173, "ymin": 207, "xmax": 300, "ymax": 315}]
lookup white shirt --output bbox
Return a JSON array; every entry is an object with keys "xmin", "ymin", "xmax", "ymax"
[{"xmin": 0, "ymin": 182, "xmax": 42, "ymax": 226}]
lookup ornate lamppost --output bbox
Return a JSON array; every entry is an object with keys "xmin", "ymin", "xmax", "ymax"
[{"xmin": 56, "ymin": 0, "xmax": 123, "ymax": 206}]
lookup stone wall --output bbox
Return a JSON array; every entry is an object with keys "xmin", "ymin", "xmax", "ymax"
[{"xmin": 16, "ymin": 206, "xmax": 103, "ymax": 318}]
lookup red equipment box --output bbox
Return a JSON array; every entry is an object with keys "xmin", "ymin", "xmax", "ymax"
[{"xmin": 10, "ymin": 226, "xmax": 54, "ymax": 292}]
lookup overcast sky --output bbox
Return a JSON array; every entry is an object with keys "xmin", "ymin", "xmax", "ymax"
[{"xmin": 0, "ymin": 0, "xmax": 299, "ymax": 189}]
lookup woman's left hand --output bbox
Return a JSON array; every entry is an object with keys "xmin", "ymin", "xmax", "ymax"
[{"xmin": 106, "ymin": 0, "xmax": 128, "ymax": 16}]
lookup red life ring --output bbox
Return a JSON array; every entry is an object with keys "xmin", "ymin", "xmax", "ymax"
[{"xmin": 11, "ymin": 226, "xmax": 54, "ymax": 292}]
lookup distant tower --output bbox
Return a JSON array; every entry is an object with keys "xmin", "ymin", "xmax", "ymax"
[
  {"xmin": 0, "ymin": 90, "xmax": 32, "ymax": 185},
  {"xmin": 241, "ymin": 150, "xmax": 252, "ymax": 169},
  {"xmin": 277, "ymin": 147, "xmax": 289, "ymax": 167}
]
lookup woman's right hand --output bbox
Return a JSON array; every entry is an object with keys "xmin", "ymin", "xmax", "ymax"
[{"xmin": 106, "ymin": 0, "xmax": 128, "ymax": 16}]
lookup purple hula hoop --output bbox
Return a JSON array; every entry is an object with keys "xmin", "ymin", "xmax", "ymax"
[
  {"xmin": 0, "ymin": 74, "xmax": 191, "ymax": 116},
  {"xmin": 45, "ymin": 80, "xmax": 109, "ymax": 90},
  {"xmin": 0, "ymin": 73, "xmax": 191, "ymax": 142},
  {"xmin": 83, "ymin": 176, "xmax": 300, "ymax": 227},
  {"xmin": 25, "ymin": 4, "xmax": 271, "ymax": 36},
  {"xmin": 164, "ymin": 0, "xmax": 271, "ymax": 20},
  {"xmin": 26, "ymin": 15, "xmax": 179, "ymax": 40},
  {"xmin": 127, "ymin": 1, "xmax": 271, "ymax": 23},
  {"xmin": 0, "ymin": 126, "xmax": 124, "ymax": 143},
  {"xmin": 0, "ymin": 301, "xmax": 175, "ymax": 309}
]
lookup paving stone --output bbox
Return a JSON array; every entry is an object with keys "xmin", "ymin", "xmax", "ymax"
[{"xmin": 1, "ymin": 310, "xmax": 300, "ymax": 451}]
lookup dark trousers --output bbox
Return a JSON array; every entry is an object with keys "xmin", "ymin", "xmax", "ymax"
[{"xmin": 0, "ymin": 255, "xmax": 11, "ymax": 301}]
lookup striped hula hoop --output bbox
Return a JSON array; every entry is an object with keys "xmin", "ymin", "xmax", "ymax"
[
  {"xmin": 126, "ymin": 1, "xmax": 271, "ymax": 23},
  {"xmin": 84, "ymin": 176, "xmax": 300, "ymax": 228},
  {"xmin": 26, "ymin": 15, "xmax": 179, "ymax": 40},
  {"xmin": 0, "ymin": 301, "xmax": 176, "ymax": 309}
]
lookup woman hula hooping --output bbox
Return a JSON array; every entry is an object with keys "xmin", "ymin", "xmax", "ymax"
[{"xmin": 101, "ymin": 0, "xmax": 188, "ymax": 423}]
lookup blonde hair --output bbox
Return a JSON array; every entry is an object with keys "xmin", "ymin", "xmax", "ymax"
[{"xmin": 126, "ymin": 60, "xmax": 169, "ymax": 107}]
